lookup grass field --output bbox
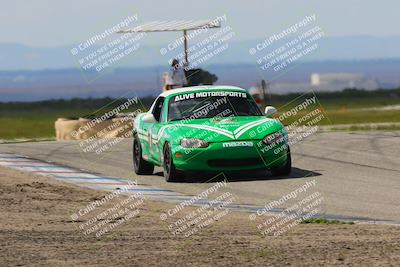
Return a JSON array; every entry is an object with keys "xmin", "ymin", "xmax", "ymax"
[
  {"xmin": 0, "ymin": 97, "xmax": 153, "ymax": 140},
  {"xmin": 0, "ymin": 111, "xmax": 90, "ymax": 140},
  {"xmin": 275, "ymin": 109, "xmax": 400, "ymax": 126},
  {"xmin": 1, "ymin": 89, "xmax": 400, "ymax": 140}
]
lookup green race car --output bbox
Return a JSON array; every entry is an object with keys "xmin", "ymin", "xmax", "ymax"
[{"xmin": 133, "ymin": 86, "xmax": 291, "ymax": 182}]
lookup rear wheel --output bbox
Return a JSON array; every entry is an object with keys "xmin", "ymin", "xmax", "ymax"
[
  {"xmin": 271, "ymin": 147, "xmax": 292, "ymax": 176},
  {"xmin": 133, "ymin": 135, "xmax": 154, "ymax": 175},
  {"xmin": 163, "ymin": 142, "xmax": 184, "ymax": 182}
]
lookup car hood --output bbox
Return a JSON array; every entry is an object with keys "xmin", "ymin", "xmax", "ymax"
[{"xmin": 165, "ymin": 116, "xmax": 284, "ymax": 143}]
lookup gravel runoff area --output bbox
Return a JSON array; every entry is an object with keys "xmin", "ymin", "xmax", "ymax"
[{"xmin": 1, "ymin": 166, "xmax": 400, "ymax": 267}]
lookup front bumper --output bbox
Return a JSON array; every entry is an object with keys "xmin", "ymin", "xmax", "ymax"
[{"xmin": 172, "ymin": 140, "xmax": 288, "ymax": 172}]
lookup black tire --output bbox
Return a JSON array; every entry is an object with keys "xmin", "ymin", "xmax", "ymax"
[
  {"xmin": 271, "ymin": 147, "xmax": 292, "ymax": 176},
  {"xmin": 133, "ymin": 135, "xmax": 154, "ymax": 175},
  {"xmin": 163, "ymin": 142, "xmax": 184, "ymax": 182}
]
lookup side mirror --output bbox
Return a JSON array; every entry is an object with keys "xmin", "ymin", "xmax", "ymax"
[
  {"xmin": 142, "ymin": 113, "xmax": 157, "ymax": 123},
  {"xmin": 264, "ymin": 106, "xmax": 277, "ymax": 117}
]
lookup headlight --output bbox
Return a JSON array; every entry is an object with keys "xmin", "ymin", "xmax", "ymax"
[
  {"xmin": 180, "ymin": 138, "xmax": 209, "ymax": 148},
  {"xmin": 263, "ymin": 132, "xmax": 285, "ymax": 145}
]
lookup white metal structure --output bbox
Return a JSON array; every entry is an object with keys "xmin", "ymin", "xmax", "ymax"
[{"xmin": 117, "ymin": 20, "xmax": 221, "ymax": 65}]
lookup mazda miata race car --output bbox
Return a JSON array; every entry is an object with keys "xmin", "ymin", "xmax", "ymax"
[{"xmin": 133, "ymin": 86, "xmax": 291, "ymax": 182}]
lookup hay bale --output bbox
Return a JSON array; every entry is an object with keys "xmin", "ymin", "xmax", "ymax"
[{"xmin": 55, "ymin": 115, "xmax": 133, "ymax": 141}]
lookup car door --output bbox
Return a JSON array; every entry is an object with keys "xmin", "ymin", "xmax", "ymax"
[{"xmin": 148, "ymin": 96, "xmax": 165, "ymax": 163}]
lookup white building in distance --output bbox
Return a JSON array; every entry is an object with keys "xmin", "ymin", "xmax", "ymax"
[{"xmin": 311, "ymin": 73, "xmax": 379, "ymax": 91}]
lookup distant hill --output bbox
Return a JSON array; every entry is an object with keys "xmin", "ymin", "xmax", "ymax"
[
  {"xmin": 1, "ymin": 36, "xmax": 400, "ymax": 70},
  {"xmin": 0, "ymin": 59, "xmax": 400, "ymax": 102}
]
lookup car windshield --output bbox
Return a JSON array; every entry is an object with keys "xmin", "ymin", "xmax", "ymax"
[{"xmin": 168, "ymin": 91, "xmax": 263, "ymax": 122}]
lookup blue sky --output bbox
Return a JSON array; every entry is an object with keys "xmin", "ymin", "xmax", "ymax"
[{"xmin": 1, "ymin": 0, "xmax": 398, "ymax": 47}]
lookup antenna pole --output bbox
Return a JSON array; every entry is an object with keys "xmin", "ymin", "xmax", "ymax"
[{"xmin": 183, "ymin": 30, "xmax": 189, "ymax": 67}]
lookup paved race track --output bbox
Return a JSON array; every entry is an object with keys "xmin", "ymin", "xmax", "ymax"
[{"xmin": 1, "ymin": 131, "xmax": 399, "ymax": 222}]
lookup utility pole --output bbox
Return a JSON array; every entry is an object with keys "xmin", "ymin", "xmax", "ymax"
[
  {"xmin": 183, "ymin": 30, "xmax": 189, "ymax": 67},
  {"xmin": 261, "ymin": 79, "xmax": 270, "ymax": 106}
]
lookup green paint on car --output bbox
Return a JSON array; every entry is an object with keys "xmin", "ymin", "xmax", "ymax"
[{"xmin": 132, "ymin": 86, "xmax": 291, "ymax": 182}]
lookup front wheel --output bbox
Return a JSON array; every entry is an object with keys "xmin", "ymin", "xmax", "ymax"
[
  {"xmin": 271, "ymin": 147, "xmax": 292, "ymax": 176},
  {"xmin": 163, "ymin": 143, "xmax": 184, "ymax": 182},
  {"xmin": 133, "ymin": 135, "xmax": 154, "ymax": 175}
]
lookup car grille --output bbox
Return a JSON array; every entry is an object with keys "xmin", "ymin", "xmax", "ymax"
[{"xmin": 208, "ymin": 157, "xmax": 264, "ymax": 168}]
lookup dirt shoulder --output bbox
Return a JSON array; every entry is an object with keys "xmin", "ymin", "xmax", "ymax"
[{"xmin": 0, "ymin": 166, "xmax": 399, "ymax": 267}]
